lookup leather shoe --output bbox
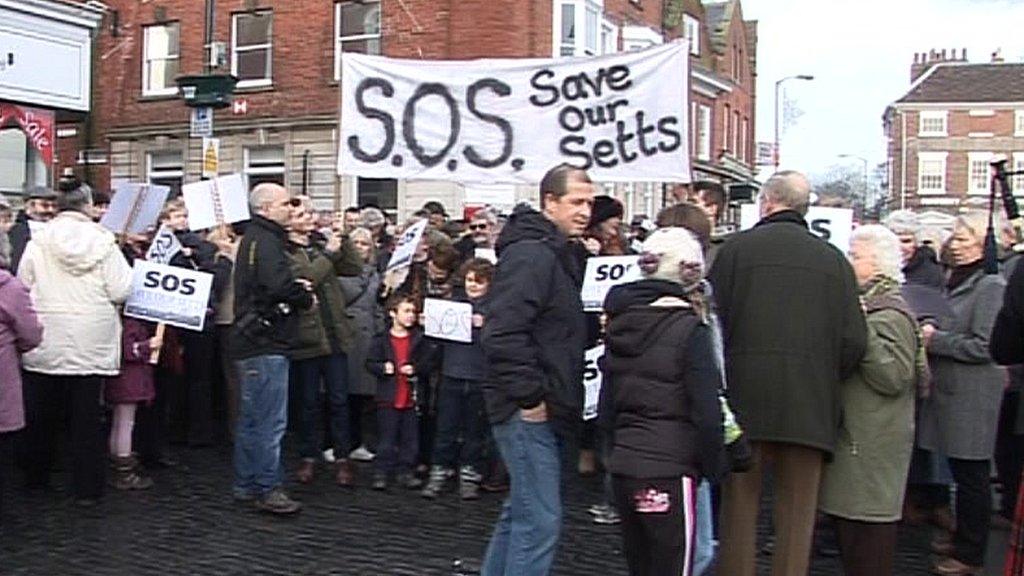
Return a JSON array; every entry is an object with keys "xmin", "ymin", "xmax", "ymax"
[
  {"xmin": 932, "ymin": 557, "xmax": 981, "ymax": 575},
  {"xmin": 335, "ymin": 460, "xmax": 355, "ymax": 487},
  {"xmin": 296, "ymin": 459, "xmax": 315, "ymax": 484}
]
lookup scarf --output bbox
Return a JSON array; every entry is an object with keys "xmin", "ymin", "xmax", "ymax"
[
  {"xmin": 947, "ymin": 260, "xmax": 984, "ymax": 291},
  {"xmin": 862, "ymin": 275, "xmax": 932, "ymax": 399}
]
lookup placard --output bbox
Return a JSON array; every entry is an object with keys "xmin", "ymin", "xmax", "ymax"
[
  {"xmin": 182, "ymin": 173, "xmax": 250, "ymax": 231},
  {"xmin": 124, "ymin": 261, "xmax": 214, "ymax": 332},
  {"xmin": 422, "ymin": 298, "xmax": 473, "ymax": 343},
  {"xmin": 100, "ymin": 182, "xmax": 171, "ymax": 235},
  {"xmin": 145, "ymin": 225, "xmax": 182, "ymax": 265},
  {"xmin": 339, "ymin": 42, "xmax": 690, "ymax": 184},
  {"xmin": 581, "ymin": 255, "xmax": 642, "ymax": 311},
  {"xmin": 739, "ymin": 204, "xmax": 854, "ymax": 253},
  {"xmin": 385, "ymin": 218, "xmax": 428, "ymax": 272},
  {"xmin": 583, "ymin": 344, "xmax": 605, "ymax": 421}
]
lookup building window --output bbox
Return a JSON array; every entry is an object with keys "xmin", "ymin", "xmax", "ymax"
[
  {"xmin": 554, "ymin": 0, "xmax": 604, "ymax": 57},
  {"xmin": 147, "ymin": 150, "xmax": 184, "ymax": 197},
  {"xmin": 621, "ymin": 24, "xmax": 662, "ymax": 52},
  {"xmin": 968, "ymin": 152, "xmax": 992, "ymax": 195},
  {"xmin": 335, "ymin": 1, "xmax": 381, "ymax": 80},
  {"xmin": 357, "ymin": 178, "xmax": 397, "ymax": 212},
  {"xmin": 1016, "ymin": 110, "xmax": 1024, "ymax": 136},
  {"xmin": 600, "ymin": 18, "xmax": 617, "ymax": 55},
  {"xmin": 0, "ymin": 128, "xmax": 47, "ymax": 194},
  {"xmin": 1013, "ymin": 154, "xmax": 1024, "ymax": 196},
  {"xmin": 741, "ymin": 117, "xmax": 749, "ymax": 163},
  {"xmin": 143, "ymin": 23, "xmax": 180, "ymax": 96},
  {"xmin": 682, "ymin": 14, "xmax": 699, "ymax": 56},
  {"xmin": 722, "ymin": 105, "xmax": 730, "ymax": 152},
  {"xmin": 697, "ymin": 104, "xmax": 711, "ymax": 161},
  {"xmin": 244, "ymin": 146, "xmax": 285, "ymax": 189},
  {"xmin": 232, "ymin": 11, "xmax": 273, "ymax": 88},
  {"xmin": 917, "ymin": 152, "xmax": 946, "ymax": 194},
  {"xmin": 733, "ymin": 111, "xmax": 741, "ymax": 155},
  {"xmin": 918, "ymin": 110, "xmax": 947, "ymax": 137}
]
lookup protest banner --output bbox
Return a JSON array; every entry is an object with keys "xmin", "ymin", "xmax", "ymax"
[
  {"xmin": 739, "ymin": 204, "xmax": 855, "ymax": 253},
  {"xmin": 338, "ymin": 42, "xmax": 689, "ymax": 184},
  {"xmin": 124, "ymin": 261, "xmax": 214, "ymax": 332},
  {"xmin": 583, "ymin": 344, "xmax": 605, "ymax": 421},
  {"xmin": 182, "ymin": 173, "xmax": 250, "ymax": 231},
  {"xmin": 581, "ymin": 255, "xmax": 642, "ymax": 311},
  {"xmin": 422, "ymin": 298, "xmax": 473, "ymax": 343},
  {"xmin": 100, "ymin": 182, "xmax": 170, "ymax": 235},
  {"xmin": 385, "ymin": 218, "xmax": 428, "ymax": 272},
  {"xmin": 145, "ymin": 225, "xmax": 182, "ymax": 265}
]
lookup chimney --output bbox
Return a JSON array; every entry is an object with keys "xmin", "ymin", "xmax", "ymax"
[{"xmin": 910, "ymin": 48, "xmax": 963, "ymax": 82}]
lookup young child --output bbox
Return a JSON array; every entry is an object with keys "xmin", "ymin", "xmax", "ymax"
[
  {"xmin": 367, "ymin": 293, "xmax": 429, "ymax": 491},
  {"xmin": 105, "ymin": 315, "xmax": 161, "ymax": 490},
  {"xmin": 421, "ymin": 258, "xmax": 493, "ymax": 500}
]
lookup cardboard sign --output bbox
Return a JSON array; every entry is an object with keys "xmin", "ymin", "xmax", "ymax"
[
  {"xmin": 124, "ymin": 261, "xmax": 214, "ymax": 332},
  {"xmin": 583, "ymin": 344, "xmax": 605, "ymax": 421},
  {"xmin": 385, "ymin": 218, "xmax": 428, "ymax": 272},
  {"xmin": 145, "ymin": 225, "xmax": 182, "ymax": 265},
  {"xmin": 339, "ymin": 42, "xmax": 690, "ymax": 184},
  {"xmin": 100, "ymin": 182, "xmax": 171, "ymax": 235},
  {"xmin": 182, "ymin": 173, "xmax": 250, "ymax": 231},
  {"xmin": 422, "ymin": 298, "xmax": 473, "ymax": 343},
  {"xmin": 581, "ymin": 255, "xmax": 642, "ymax": 311},
  {"xmin": 739, "ymin": 204, "xmax": 854, "ymax": 253}
]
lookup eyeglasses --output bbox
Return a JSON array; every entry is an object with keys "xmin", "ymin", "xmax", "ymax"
[{"xmin": 469, "ymin": 223, "xmax": 489, "ymax": 231}]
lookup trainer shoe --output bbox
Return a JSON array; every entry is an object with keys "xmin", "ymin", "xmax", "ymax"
[{"xmin": 349, "ymin": 445, "xmax": 376, "ymax": 462}]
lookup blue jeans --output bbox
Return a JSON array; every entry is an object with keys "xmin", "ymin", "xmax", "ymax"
[
  {"xmin": 292, "ymin": 353, "xmax": 350, "ymax": 459},
  {"xmin": 233, "ymin": 355, "xmax": 289, "ymax": 497},
  {"xmin": 432, "ymin": 377, "xmax": 487, "ymax": 471},
  {"xmin": 482, "ymin": 414, "xmax": 562, "ymax": 576},
  {"xmin": 693, "ymin": 480, "xmax": 716, "ymax": 575}
]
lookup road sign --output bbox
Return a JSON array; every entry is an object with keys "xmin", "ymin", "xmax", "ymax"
[
  {"xmin": 190, "ymin": 107, "xmax": 213, "ymax": 137},
  {"xmin": 202, "ymin": 137, "xmax": 220, "ymax": 178},
  {"xmin": 232, "ymin": 98, "xmax": 248, "ymax": 115}
]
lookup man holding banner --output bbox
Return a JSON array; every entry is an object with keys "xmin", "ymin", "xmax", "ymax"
[{"xmin": 481, "ymin": 164, "xmax": 593, "ymax": 575}]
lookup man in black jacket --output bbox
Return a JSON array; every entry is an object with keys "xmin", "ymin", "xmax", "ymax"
[
  {"xmin": 231, "ymin": 183, "xmax": 313, "ymax": 515},
  {"xmin": 481, "ymin": 164, "xmax": 592, "ymax": 576},
  {"xmin": 8, "ymin": 186, "xmax": 57, "ymax": 274},
  {"xmin": 709, "ymin": 171, "xmax": 867, "ymax": 576}
]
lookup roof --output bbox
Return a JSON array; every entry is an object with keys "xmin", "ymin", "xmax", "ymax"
[
  {"xmin": 897, "ymin": 62, "xmax": 1024, "ymax": 104},
  {"xmin": 703, "ymin": 1, "xmax": 730, "ymax": 55}
]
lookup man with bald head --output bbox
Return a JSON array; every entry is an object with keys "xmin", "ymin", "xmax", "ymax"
[
  {"xmin": 709, "ymin": 170, "xmax": 867, "ymax": 576},
  {"xmin": 231, "ymin": 183, "xmax": 314, "ymax": 515}
]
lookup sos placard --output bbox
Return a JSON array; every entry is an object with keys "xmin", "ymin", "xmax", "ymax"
[
  {"xmin": 124, "ymin": 261, "xmax": 214, "ymax": 331},
  {"xmin": 739, "ymin": 204, "xmax": 854, "ymax": 253},
  {"xmin": 581, "ymin": 255, "xmax": 642, "ymax": 311},
  {"xmin": 583, "ymin": 344, "xmax": 605, "ymax": 421}
]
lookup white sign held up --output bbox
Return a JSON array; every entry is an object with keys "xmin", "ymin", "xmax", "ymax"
[
  {"xmin": 338, "ymin": 42, "xmax": 690, "ymax": 184},
  {"xmin": 100, "ymin": 182, "xmax": 171, "ymax": 235},
  {"xmin": 422, "ymin": 298, "xmax": 473, "ymax": 343},
  {"xmin": 145, "ymin": 225, "xmax": 182, "ymax": 265},
  {"xmin": 385, "ymin": 219, "xmax": 428, "ymax": 272},
  {"xmin": 583, "ymin": 344, "xmax": 605, "ymax": 421},
  {"xmin": 124, "ymin": 261, "xmax": 214, "ymax": 332},
  {"xmin": 581, "ymin": 255, "xmax": 642, "ymax": 311},
  {"xmin": 182, "ymin": 173, "xmax": 250, "ymax": 231},
  {"xmin": 739, "ymin": 204, "xmax": 855, "ymax": 253}
]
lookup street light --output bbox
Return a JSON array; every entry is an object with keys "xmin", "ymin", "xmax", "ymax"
[
  {"xmin": 774, "ymin": 74, "xmax": 814, "ymax": 171},
  {"xmin": 838, "ymin": 153, "xmax": 869, "ymax": 215}
]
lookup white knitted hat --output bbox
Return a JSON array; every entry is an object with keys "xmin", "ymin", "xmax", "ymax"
[{"xmin": 638, "ymin": 227, "xmax": 704, "ymax": 289}]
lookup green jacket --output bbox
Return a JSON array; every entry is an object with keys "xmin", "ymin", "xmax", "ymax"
[
  {"xmin": 288, "ymin": 237, "xmax": 364, "ymax": 361},
  {"xmin": 819, "ymin": 300, "xmax": 918, "ymax": 522}
]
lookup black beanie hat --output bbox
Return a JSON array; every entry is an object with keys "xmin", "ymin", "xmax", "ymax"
[{"xmin": 587, "ymin": 195, "xmax": 624, "ymax": 229}]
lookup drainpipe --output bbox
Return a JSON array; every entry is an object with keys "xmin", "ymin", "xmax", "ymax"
[{"xmin": 301, "ymin": 149, "xmax": 310, "ymax": 196}]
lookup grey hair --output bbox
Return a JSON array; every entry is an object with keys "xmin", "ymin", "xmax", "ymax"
[
  {"xmin": 955, "ymin": 210, "xmax": 997, "ymax": 241},
  {"xmin": 851, "ymin": 224, "xmax": 905, "ymax": 284},
  {"xmin": 882, "ymin": 209, "xmax": 921, "ymax": 240},
  {"xmin": 249, "ymin": 182, "xmax": 282, "ymax": 212},
  {"xmin": 760, "ymin": 170, "xmax": 810, "ymax": 215},
  {"xmin": 349, "ymin": 226, "xmax": 376, "ymax": 262},
  {"xmin": 471, "ymin": 207, "xmax": 499, "ymax": 226},
  {"xmin": 360, "ymin": 206, "xmax": 386, "ymax": 229},
  {"xmin": 0, "ymin": 230, "xmax": 10, "ymax": 270}
]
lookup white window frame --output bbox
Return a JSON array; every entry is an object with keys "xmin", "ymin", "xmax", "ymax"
[
  {"xmin": 722, "ymin": 105, "xmax": 730, "ymax": 152},
  {"xmin": 733, "ymin": 110, "xmax": 740, "ymax": 155},
  {"xmin": 1016, "ymin": 110, "xmax": 1024, "ymax": 137},
  {"xmin": 334, "ymin": 1, "xmax": 381, "ymax": 81},
  {"xmin": 917, "ymin": 151, "xmax": 947, "ymax": 195},
  {"xmin": 741, "ymin": 117, "xmax": 749, "ymax": 163},
  {"xmin": 918, "ymin": 110, "xmax": 948, "ymax": 137},
  {"xmin": 697, "ymin": 104, "xmax": 712, "ymax": 161},
  {"xmin": 552, "ymin": 0, "xmax": 604, "ymax": 57},
  {"xmin": 1013, "ymin": 153, "xmax": 1024, "ymax": 197},
  {"xmin": 146, "ymin": 150, "xmax": 184, "ymax": 194},
  {"xmin": 142, "ymin": 22, "xmax": 180, "ymax": 97},
  {"xmin": 967, "ymin": 152, "xmax": 992, "ymax": 196},
  {"xmin": 682, "ymin": 14, "xmax": 699, "ymax": 56},
  {"xmin": 621, "ymin": 24, "xmax": 662, "ymax": 52},
  {"xmin": 231, "ymin": 11, "xmax": 274, "ymax": 89},
  {"xmin": 243, "ymin": 146, "xmax": 285, "ymax": 190},
  {"xmin": 600, "ymin": 17, "xmax": 617, "ymax": 55}
]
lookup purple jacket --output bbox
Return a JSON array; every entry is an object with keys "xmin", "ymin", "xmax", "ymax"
[
  {"xmin": 104, "ymin": 317, "xmax": 156, "ymax": 405},
  {"xmin": 0, "ymin": 269, "xmax": 43, "ymax": 433}
]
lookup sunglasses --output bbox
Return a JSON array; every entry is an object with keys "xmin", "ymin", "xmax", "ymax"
[{"xmin": 469, "ymin": 223, "xmax": 489, "ymax": 231}]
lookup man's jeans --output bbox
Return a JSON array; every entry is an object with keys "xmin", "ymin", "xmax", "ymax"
[
  {"xmin": 292, "ymin": 353, "xmax": 350, "ymax": 460},
  {"xmin": 482, "ymin": 414, "xmax": 562, "ymax": 576},
  {"xmin": 233, "ymin": 355, "xmax": 289, "ymax": 497}
]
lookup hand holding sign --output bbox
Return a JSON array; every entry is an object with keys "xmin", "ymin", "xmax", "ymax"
[
  {"xmin": 125, "ymin": 261, "xmax": 214, "ymax": 332},
  {"xmin": 182, "ymin": 173, "xmax": 250, "ymax": 231},
  {"xmin": 145, "ymin": 225, "xmax": 182, "ymax": 265},
  {"xmin": 385, "ymin": 219, "xmax": 428, "ymax": 272},
  {"xmin": 101, "ymin": 182, "xmax": 170, "ymax": 236},
  {"xmin": 423, "ymin": 298, "xmax": 473, "ymax": 343}
]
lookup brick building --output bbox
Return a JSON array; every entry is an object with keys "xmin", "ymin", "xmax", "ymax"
[
  {"xmin": 71, "ymin": 0, "xmax": 756, "ymax": 218},
  {"xmin": 884, "ymin": 49, "xmax": 1024, "ymax": 214}
]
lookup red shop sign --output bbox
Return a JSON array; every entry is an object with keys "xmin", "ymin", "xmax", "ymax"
[{"xmin": 0, "ymin": 102, "xmax": 55, "ymax": 165}]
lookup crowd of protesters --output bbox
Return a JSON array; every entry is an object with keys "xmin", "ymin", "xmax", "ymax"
[{"xmin": 0, "ymin": 164, "xmax": 1022, "ymax": 576}]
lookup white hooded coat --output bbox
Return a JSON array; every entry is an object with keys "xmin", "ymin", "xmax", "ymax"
[{"xmin": 17, "ymin": 211, "xmax": 133, "ymax": 376}]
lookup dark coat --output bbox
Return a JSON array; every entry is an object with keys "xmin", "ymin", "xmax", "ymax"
[
  {"xmin": 992, "ymin": 259, "xmax": 1024, "ymax": 434},
  {"xmin": 8, "ymin": 211, "xmax": 31, "ymax": 275},
  {"xmin": 440, "ymin": 292, "xmax": 490, "ymax": 382},
  {"xmin": 287, "ymin": 238, "xmax": 364, "ymax": 361},
  {"xmin": 365, "ymin": 327, "xmax": 434, "ymax": 405},
  {"xmin": 903, "ymin": 245, "xmax": 945, "ymax": 289},
  {"xmin": 168, "ymin": 231, "xmax": 233, "ymax": 333},
  {"xmin": 603, "ymin": 279, "xmax": 725, "ymax": 481},
  {"xmin": 481, "ymin": 204, "xmax": 586, "ymax": 434},
  {"xmin": 708, "ymin": 210, "xmax": 867, "ymax": 454},
  {"xmin": 105, "ymin": 317, "xmax": 157, "ymax": 405},
  {"xmin": 231, "ymin": 215, "xmax": 314, "ymax": 360}
]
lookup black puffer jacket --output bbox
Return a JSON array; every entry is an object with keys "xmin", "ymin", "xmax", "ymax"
[
  {"xmin": 482, "ymin": 204, "xmax": 586, "ymax": 435},
  {"xmin": 603, "ymin": 279, "xmax": 725, "ymax": 481}
]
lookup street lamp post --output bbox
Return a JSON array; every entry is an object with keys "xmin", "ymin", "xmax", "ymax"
[
  {"xmin": 838, "ymin": 153, "xmax": 869, "ymax": 215},
  {"xmin": 774, "ymin": 74, "xmax": 814, "ymax": 171}
]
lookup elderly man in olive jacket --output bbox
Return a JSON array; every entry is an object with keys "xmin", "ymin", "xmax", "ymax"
[{"xmin": 709, "ymin": 170, "xmax": 867, "ymax": 576}]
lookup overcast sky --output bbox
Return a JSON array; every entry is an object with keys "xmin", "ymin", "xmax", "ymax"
[{"xmin": 739, "ymin": 0, "xmax": 1024, "ymax": 182}]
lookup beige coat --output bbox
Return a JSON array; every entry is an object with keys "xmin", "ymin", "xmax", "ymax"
[{"xmin": 18, "ymin": 211, "xmax": 132, "ymax": 376}]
